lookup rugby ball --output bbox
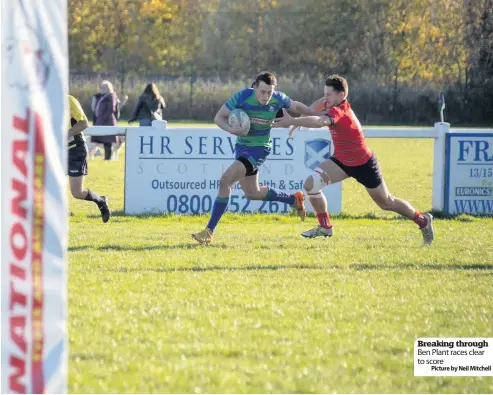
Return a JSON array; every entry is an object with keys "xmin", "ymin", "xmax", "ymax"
[{"xmin": 227, "ymin": 109, "xmax": 250, "ymax": 136}]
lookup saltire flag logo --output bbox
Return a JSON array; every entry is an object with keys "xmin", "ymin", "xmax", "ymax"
[{"xmin": 305, "ymin": 139, "xmax": 332, "ymax": 170}]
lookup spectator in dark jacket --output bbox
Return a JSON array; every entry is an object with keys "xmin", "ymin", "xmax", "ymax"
[
  {"xmin": 88, "ymin": 90, "xmax": 104, "ymax": 159},
  {"xmin": 91, "ymin": 92, "xmax": 104, "ymax": 124},
  {"xmin": 129, "ymin": 83, "xmax": 166, "ymax": 126},
  {"xmin": 91, "ymin": 80, "xmax": 120, "ymax": 160}
]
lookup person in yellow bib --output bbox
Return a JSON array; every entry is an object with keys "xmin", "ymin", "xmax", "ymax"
[{"xmin": 68, "ymin": 95, "xmax": 110, "ymax": 222}]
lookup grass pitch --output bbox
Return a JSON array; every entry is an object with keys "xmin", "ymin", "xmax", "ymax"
[{"xmin": 68, "ymin": 137, "xmax": 493, "ymax": 393}]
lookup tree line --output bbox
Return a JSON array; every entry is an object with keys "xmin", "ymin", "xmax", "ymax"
[{"xmin": 68, "ymin": 0, "xmax": 493, "ymax": 125}]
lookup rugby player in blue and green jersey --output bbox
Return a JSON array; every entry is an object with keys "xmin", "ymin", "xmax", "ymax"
[{"xmin": 192, "ymin": 71, "xmax": 323, "ymax": 244}]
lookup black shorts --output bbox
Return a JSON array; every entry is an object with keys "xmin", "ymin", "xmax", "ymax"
[
  {"xmin": 68, "ymin": 141, "xmax": 88, "ymax": 177},
  {"xmin": 330, "ymin": 154, "xmax": 383, "ymax": 189}
]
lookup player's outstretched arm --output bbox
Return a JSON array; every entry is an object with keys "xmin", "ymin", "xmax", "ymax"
[
  {"xmin": 214, "ymin": 105, "xmax": 247, "ymax": 136},
  {"xmin": 309, "ymin": 97, "xmax": 326, "ymax": 111},
  {"xmin": 273, "ymin": 109, "xmax": 331, "ymax": 129},
  {"xmin": 289, "ymin": 101, "xmax": 326, "ymax": 116},
  {"xmin": 286, "ymin": 98, "xmax": 326, "ymax": 136}
]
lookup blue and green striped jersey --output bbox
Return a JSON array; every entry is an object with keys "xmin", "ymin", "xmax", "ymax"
[{"xmin": 225, "ymin": 88, "xmax": 292, "ymax": 147}]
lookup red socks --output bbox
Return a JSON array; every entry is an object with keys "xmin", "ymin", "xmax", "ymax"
[
  {"xmin": 413, "ymin": 211, "xmax": 428, "ymax": 229},
  {"xmin": 317, "ymin": 212, "xmax": 332, "ymax": 229}
]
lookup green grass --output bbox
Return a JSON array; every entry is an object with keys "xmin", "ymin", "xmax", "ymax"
[{"xmin": 69, "ymin": 138, "xmax": 493, "ymax": 393}]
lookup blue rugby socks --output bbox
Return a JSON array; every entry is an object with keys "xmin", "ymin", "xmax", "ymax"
[
  {"xmin": 207, "ymin": 196, "xmax": 229, "ymax": 233},
  {"xmin": 263, "ymin": 187, "xmax": 296, "ymax": 205}
]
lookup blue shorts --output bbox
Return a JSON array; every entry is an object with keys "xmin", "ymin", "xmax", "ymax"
[{"xmin": 235, "ymin": 144, "xmax": 271, "ymax": 176}]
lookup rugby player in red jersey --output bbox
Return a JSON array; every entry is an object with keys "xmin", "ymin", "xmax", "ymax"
[{"xmin": 273, "ymin": 75, "xmax": 434, "ymax": 244}]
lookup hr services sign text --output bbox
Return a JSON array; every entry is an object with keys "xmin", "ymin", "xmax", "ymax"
[
  {"xmin": 124, "ymin": 128, "xmax": 342, "ymax": 215},
  {"xmin": 445, "ymin": 133, "xmax": 493, "ymax": 214}
]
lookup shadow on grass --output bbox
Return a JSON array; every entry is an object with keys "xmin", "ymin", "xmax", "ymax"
[
  {"xmin": 333, "ymin": 211, "xmax": 492, "ymax": 222},
  {"xmin": 71, "ymin": 353, "xmax": 106, "ymax": 362},
  {"xmin": 69, "ymin": 243, "xmax": 227, "ymax": 251},
  {"xmin": 104, "ymin": 263, "xmax": 493, "ymax": 273},
  {"xmin": 86, "ymin": 210, "xmax": 125, "ymax": 218}
]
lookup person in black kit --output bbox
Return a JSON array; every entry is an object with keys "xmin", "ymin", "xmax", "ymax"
[{"xmin": 68, "ymin": 95, "xmax": 110, "ymax": 222}]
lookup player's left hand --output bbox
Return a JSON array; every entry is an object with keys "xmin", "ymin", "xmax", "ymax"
[
  {"xmin": 272, "ymin": 109, "xmax": 294, "ymax": 128},
  {"xmin": 288, "ymin": 125, "xmax": 300, "ymax": 137}
]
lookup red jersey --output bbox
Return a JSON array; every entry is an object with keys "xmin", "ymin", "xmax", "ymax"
[{"xmin": 324, "ymin": 100, "xmax": 372, "ymax": 166}]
